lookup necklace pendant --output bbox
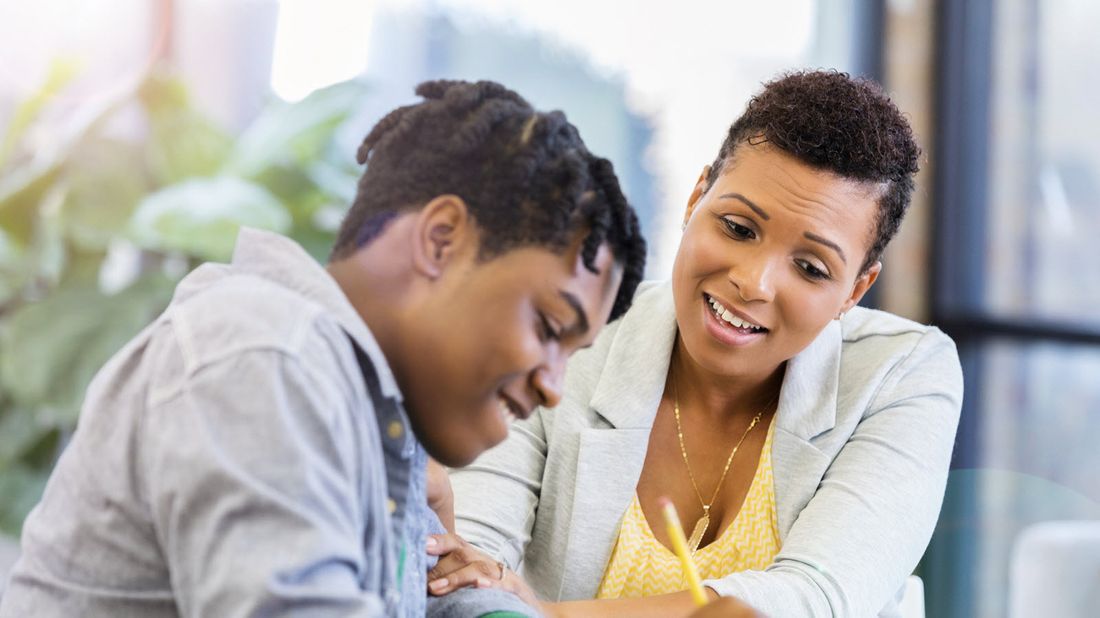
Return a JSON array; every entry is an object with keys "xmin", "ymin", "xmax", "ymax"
[{"xmin": 686, "ymin": 512, "xmax": 710, "ymax": 555}]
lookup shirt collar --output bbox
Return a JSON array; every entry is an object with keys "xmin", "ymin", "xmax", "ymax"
[{"xmin": 230, "ymin": 227, "xmax": 403, "ymax": 402}]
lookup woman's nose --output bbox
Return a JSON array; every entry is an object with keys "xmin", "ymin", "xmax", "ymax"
[{"xmin": 729, "ymin": 256, "xmax": 776, "ymax": 303}]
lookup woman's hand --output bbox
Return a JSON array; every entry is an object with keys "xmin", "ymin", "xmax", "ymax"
[
  {"xmin": 426, "ymin": 532, "xmax": 542, "ymax": 609},
  {"xmin": 425, "ymin": 457, "xmax": 455, "ymax": 533},
  {"xmin": 686, "ymin": 596, "xmax": 761, "ymax": 617}
]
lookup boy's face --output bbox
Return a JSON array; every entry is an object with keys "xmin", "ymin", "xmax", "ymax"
[{"xmin": 399, "ymin": 238, "xmax": 623, "ymax": 467}]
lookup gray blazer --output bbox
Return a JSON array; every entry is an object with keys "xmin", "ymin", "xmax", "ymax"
[{"xmin": 451, "ymin": 282, "xmax": 963, "ymax": 617}]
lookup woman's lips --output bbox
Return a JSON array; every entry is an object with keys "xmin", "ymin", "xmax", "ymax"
[{"xmin": 701, "ymin": 293, "xmax": 768, "ymax": 347}]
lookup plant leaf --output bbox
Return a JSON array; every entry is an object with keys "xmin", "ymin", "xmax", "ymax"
[
  {"xmin": 0, "ymin": 158, "xmax": 63, "ymax": 245},
  {"xmin": 0, "ymin": 226, "xmax": 25, "ymax": 306},
  {"xmin": 0, "ymin": 275, "xmax": 175, "ymax": 423},
  {"xmin": 0, "ymin": 69, "xmax": 143, "ymax": 244},
  {"xmin": 224, "ymin": 79, "xmax": 369, "ymax": 179},
  {"xmin": 0, "ymin": 462, "xmax": 49, "ymax": 536},
  {"xmin": 0, "ymin": 406, "xmax": 52, "ymax": 468},
  {"xmin": 140, "ymin": 72, "xmax": 232, "ymax": 184},
  {"xmin": 127, "ymin": 176, "xmax": 290, "ymax": 262},
  {"xmin": 59, "ymin": 137, "xmax": 149, "ymax": 252},
  {"xmin": 0, "ymin": 58, "xmax": 81, "ymax": 169}
]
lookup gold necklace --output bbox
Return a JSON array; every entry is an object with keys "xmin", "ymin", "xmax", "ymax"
[{"xmin": 672, "ymin": 382, "xmax": 772, "ymax": 556}]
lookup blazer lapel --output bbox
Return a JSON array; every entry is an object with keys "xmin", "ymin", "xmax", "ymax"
[
  {"xmin": 555, "ymin": 283, "xmax": 677, "ymax": 599},
  {"xmin": 556, "ymin": 428, "xmax": 651, "ymax": 599},
  {"xmin": 587, "ymin": 283, "xmax": 678, "ymax": 430},
  {"xmin": 772, "ymin": 318, "xmax": 843, "ymax": 536}
]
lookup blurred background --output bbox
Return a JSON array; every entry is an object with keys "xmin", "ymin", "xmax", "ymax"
[{"xmin": 1, "ymin": 1, "xmax": 1098, "ymax": 616}]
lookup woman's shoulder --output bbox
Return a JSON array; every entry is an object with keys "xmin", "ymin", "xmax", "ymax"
[
  {"xmin": 840, "ymin": 306, "xmax": 948, "ymax": 340},
  {"xmin": 838, "ymin": 306, "xmax": 962, "ymax": 390}
]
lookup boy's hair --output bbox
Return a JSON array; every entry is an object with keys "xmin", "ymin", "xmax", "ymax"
[
  {"xmin": 332, "ymin": 80, "xmax": 646, "ymax": 321},
  {"xmin": 706, "ymin": 70, "xmax": 921, "ymax": 274}
]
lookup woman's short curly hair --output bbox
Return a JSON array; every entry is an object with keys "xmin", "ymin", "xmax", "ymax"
[
  {"xmin": 332, "ymin": 79, "xmax": 645, "ymax": 321},
  {"xmin": 705, "ymin": 70, "xmax": 920, "ymax": 274}
]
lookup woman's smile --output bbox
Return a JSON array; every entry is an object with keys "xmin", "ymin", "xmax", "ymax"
[{"xmin": 700, "ymin": 292, "xmax": 769, "ymax": 347}]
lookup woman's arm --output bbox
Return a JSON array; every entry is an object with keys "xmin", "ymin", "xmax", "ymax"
[
  {"xmin": 703, "ymin": 328, "xmax": 964, "ymax": 616},
  {"xmin": 426, "ymin": 535, "xmax": 757, "ymax": 618},
  {"xmin": 427, "ymin": 457, "xmax": 456, "ymax": 533},
  {"xmin": 429, "ymin": 410, "xmax": 551, "ymax": 610},
  {"xmin": 449, "ymin": 407, "xmax": 550, "ymax": 569},
  {"xmin": 545, "ymin": 589, "xmax": 719, "ymax": 618}
]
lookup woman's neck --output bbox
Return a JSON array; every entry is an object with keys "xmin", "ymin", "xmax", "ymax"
[{"xmin": 668, "ymin": 337, "xmax": 785, "ymax": 423}]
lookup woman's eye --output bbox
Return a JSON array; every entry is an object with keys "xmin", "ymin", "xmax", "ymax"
[
  {"xmin": 797, "ymin": 260, "xmax": 830, "ymax": 280},
  {"xmin": 722, "ymin": 219, "xmax": 755, "ymax": 240}
]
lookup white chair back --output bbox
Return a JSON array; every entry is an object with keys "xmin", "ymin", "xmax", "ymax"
[
  {"xmin": 1010, "ymin": 520, "xmax": 1100, "ymax": 618},
  {"xmin": 899, "ymin": 574, "xmax": 926, "ymax": 618}
]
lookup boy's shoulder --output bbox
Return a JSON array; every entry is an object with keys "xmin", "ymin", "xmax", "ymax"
[{"xmin": 164, "ymin": 264, "xmax": 343, "ymax": 368}]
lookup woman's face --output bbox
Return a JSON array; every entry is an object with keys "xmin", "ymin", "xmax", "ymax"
[{"xmin": 672, "ymin": 144, "xmax": 881, "ymax": 381}]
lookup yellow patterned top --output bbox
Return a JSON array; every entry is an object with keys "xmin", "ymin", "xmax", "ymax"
[{"xmin": 596, "ymin": 420, "xmax": 780, "ymax": 599}]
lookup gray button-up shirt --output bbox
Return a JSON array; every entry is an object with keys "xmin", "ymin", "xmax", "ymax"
[{"xmin": 1, "ymin": 228, "xmax": 430, "ymax": 617}]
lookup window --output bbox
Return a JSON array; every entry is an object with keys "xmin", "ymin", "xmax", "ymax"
[
  {"xmin": 271, "ymin": 0, "xmax": 876, "ymax": 276},
  {"xmin": 926, "ymin": 1, "xmax": 1100, "ymax": 616}
]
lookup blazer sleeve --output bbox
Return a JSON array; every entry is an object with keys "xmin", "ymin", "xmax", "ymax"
[
  {"xmin": 450, "ymin": 409, "xmax": 550, "ymax": 570},
  {"xmin": 703, "ymin": 328, "xmax": 964, "ymax": 617}
]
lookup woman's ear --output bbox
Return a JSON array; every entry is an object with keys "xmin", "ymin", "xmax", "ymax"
[
  {"xmin": 410, "ymin": 195, "xmax": 473, "ymax": 279},
  {"xmin": 683, "ymin": 165, "xmax": 712, "ymax": 230},
  {"xmin": 839, "ymin": 260, "xmax": 882, "ymax": 315}
]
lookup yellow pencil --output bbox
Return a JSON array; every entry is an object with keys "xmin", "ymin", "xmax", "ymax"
[{"xmin": 659, "ymin": 497, "xmax": 709, "ymax": 607}]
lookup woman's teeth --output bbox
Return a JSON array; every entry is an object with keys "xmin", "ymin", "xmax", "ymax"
[{"xmin": 707, "ymin": 295, "xmax": 764, "ymax": 331}]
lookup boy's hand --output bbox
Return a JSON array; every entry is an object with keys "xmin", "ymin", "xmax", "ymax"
[
  {"xmin": 426, "ymin": 458, "xmax": 455, "ymax": 533},
  {"xmin": 426, "ymin": 532, "xmax": 541, "ymax": 609}
]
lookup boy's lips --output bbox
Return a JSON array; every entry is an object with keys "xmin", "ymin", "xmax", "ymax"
[{"xmin": 497, "ymin": 392, "xmax": 531, "ymax": 422}]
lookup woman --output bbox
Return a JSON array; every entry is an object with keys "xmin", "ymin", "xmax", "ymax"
[{"xmin": 428, "ymin": 70, "xmax": 963, "ymax": 617}]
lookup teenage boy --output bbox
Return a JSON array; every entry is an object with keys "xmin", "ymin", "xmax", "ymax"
[{"xmin": 0, "ymin": 80, "xmax": 645, "ymax": 617}]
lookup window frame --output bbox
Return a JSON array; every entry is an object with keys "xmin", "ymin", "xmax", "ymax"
[{"xmin": 924, "ymin": 1, "xmax": 1100, "ymax": 616}]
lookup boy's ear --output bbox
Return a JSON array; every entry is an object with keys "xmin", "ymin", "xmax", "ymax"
[{"xmin": 411, "ymin": 195, "xmax": 473, "ymax": 279}]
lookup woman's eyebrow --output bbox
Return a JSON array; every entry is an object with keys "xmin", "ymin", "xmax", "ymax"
[
  {"xmin": 803, "ymin": 231, "xmax": 847, "ymax": 264},
  {"xmin": 718, "ymin": 193, "xmax": 770, "ymax": 220}
]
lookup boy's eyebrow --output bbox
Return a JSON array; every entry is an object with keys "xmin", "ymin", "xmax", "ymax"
[
  {"xmin": 719, "ymin": 193, "xmax": 770, "ymax": 220},
  {"xmin": 559, "ymin": 291, "xmax": 590, "ymax": 335}
]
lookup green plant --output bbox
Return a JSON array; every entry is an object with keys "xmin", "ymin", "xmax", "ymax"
[{"xmin": 0, "ymin": 62, "xmax": 368, "ymax": 535}]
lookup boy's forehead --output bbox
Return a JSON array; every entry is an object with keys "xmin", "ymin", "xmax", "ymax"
[{"xmin": 485, "ymin": 239, "xmax": 615, "ymax": 278}]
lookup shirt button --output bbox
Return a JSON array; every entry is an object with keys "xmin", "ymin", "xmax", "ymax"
[
  {"xmin": 387, "ymin": 420, "xmax": 404, "ymax": 440},
  {"xmin": 387, "ymin": 498, "xmax": 397, "ymax": 514}
]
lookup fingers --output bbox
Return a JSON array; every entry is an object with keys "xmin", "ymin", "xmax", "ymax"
[
  {"xmin": 427, "ymin": 560, "xmax": 503, "ymax": 596},
  {"xmin": 431, "ymin": 563, "xmax": 542, "ymax": 610},
  {"xmin": 426, "ymin": 534, "xmax": 497, "ymax": 583},
  {"xmin": 425, "ymin": 532, "xmax": 465, "ymax": 556},
  {"xmin": 424, "ymin": 532, "xmax": 541, "ymax": 608},
  {"xmin": 427, "ymin": 549, "xmax": 481, "ymax": 583}
]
